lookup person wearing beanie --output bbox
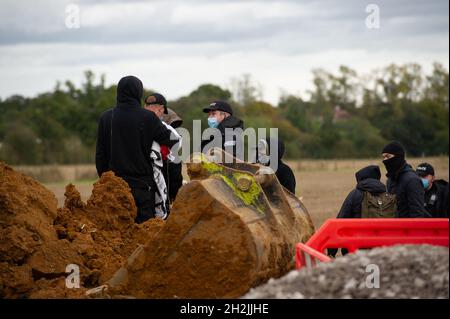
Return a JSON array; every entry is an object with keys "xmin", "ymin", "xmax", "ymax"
[
  {"xmin": 416, "ymin": 163, "xmax": 449, "ymax": 218},
  {"xmin": 381, "ymin": 141, "xmax": 430, "ymax": 218}
]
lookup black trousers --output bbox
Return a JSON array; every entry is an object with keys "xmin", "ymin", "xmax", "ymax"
[{"xmin": 131, "ymin": 186, "xmax": 155, "ymax": 224}]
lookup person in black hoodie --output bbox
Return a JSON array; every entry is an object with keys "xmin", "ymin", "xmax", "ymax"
[
  {"xmin": 328, "ymin": 165, "xmax": 386, "ymax": 257},
  {"xmin": 336, "ymin": 165, "xmax": 386, "ymax": 219},
  {"xmin": 201, "ymin": 101, "xmax": 244, "ymax": 157},
  {"xmin": 95, "ymin": 76, "xmax": 177, "ymax": 223},
  {"xmin": 381, "ymin": 141, "xmax": 430, "ymax": 218},
  {"xmin": 416, "ymin": 163, "xmax": 449, "ymax": 218},
  {"xmin": 257, "ymin": 137, "xmax": 296, "ymax": 194}
]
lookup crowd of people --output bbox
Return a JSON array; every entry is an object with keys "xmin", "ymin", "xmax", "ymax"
[{"xmin": 95, "ymin": 76, "xmax": 448, "ymax": 224}]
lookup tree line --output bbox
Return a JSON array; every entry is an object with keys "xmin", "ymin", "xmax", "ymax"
[{"xmin": 0, "ymin": 63, "xmax": 448, "ymax": 165}]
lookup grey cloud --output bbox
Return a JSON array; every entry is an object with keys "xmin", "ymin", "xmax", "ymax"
[{"xmin": 0, "ymin": 0, "xmax": 447, "ymax": 47}]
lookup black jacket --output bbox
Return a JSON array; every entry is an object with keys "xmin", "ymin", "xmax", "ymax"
[
  {"xmin": 259, "ymin": 137, "xmax": 297, "ymax": 194},
  {"xmin": 163, "ymin": 161, "xmax": 183, "ymax": 202},
  {"xmin": 272, "ymin": 139, "xmax": 296, "ymax": 194},
  {"xmin": 386, "ymin": 164, "xmax": 430, "ymax": 218},
  {"xmin": 329, "ymin": 165, "xmax": 385, "ymax": 258},
  {"xmin": 202, "ymin": 115, "xmax": 244, "ymax": 156},
  {"xmin": 276, "ymin": 162, "xmax": 296, "ymax": 194},
  {"xmin": 95, "ymin": 76, "xmax": 176, "ymax": 188},
  {"xmin": 337, "ymin": 166, "xmax": 386, "ymax": 219},
  {"xmin": 424, "ymin": 179, "xmax": 449, "ymax": 218}
]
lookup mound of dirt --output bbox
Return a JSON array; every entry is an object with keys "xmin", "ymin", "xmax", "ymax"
[
  {"xmin": 243, "ymin": 245, "xmax": 449, "ymax": 299},
  {"xmin": 0, "ymin": 162, "xmax": 62, "ymax": 297},
  {"xmin": 54, "ymin": 173, "xmax": 165, "ymax": 286},
  {"xmin": 0, "ymin": 163, "xmax": 165, "ymax": 298}
]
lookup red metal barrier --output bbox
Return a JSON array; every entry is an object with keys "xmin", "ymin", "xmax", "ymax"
[{"xmin": 296, "ymin": 218, "xmax": 449, "ymax": 269}]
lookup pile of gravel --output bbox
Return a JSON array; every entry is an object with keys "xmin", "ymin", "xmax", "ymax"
[{"xmin": 243, "ymin": 245, "xmax": 449, "ymax": 299}]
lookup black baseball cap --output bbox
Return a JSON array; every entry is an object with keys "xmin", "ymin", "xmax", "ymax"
[
  {"xmin": 145, "ymin": 93, "xmax": 168, "ymax": 114},
  {"xmin": 202, "ymin": 101, "xmax": 233, "ymax": 116},
  {"xmin": 416, "ymin": 163, "xmax": 435, "ymax": 177}
]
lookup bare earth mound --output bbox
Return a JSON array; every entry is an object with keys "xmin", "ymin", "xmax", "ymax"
[{"xmin": 0, "ymin": 163, "xmax": 164, "ymax": 298}]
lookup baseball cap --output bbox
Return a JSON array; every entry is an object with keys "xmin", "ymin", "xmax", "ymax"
[
  {"xmin": 416, "ymin": 163, "xmax": 435, "ymax": 177},
  {"xmin": 202, "ymin": 101, "xmax": 233, "ymax": 116},
  {"xmin": 145, "ymin": 93, "xmax": 168, "ymax": 114}
]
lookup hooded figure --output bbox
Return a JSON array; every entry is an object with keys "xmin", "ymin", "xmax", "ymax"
[
  {"xmin": 337, "ymin": 165, "xmax": 386, "ymax": 219},
  {"xmin": 381, "ymin": 141, "xmax": 430, "ymax": 218},
  {"xmin": 95, "ymin": 76, "xmax": 178, "ymax": 223},
  {"xmin": 328, "ymin": 165, "xmax": 387, "ymax": 258},
  {"xmin": 258, "ymin": 137, "xmax": 296, "ymax": 194}
]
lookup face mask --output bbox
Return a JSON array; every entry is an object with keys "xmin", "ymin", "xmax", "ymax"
[
  {"xmin": 383, "ymin": 156, "xmax": 405, "ymax": 177},
  {"xmin": 208, "ymin": 117, "xmax": 219, "ymax": 129},
  {"xmin": 421, "ymin": 178, "xmax": 430, "ymax": 189}
]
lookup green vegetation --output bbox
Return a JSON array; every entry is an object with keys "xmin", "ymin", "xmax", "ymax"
[{"xmin": 0, "ymin": 63, "xmax": 448, "ymax": 165}]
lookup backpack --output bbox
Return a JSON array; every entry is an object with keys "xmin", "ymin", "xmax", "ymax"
[{"xmin": 361, "ymin": 191, "xmax": 397, "ymax": 218}]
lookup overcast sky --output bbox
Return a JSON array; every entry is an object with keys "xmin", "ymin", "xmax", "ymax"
[{"xmin": 0, "ymin": 0, "xmax": 448, "ymax": 104}]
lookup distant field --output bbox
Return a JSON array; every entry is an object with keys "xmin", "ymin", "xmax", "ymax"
[{"xmin": 32, "ymin": 156, "xmax": 449, "ymax": 229}]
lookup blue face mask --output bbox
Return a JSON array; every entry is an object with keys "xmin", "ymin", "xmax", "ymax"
[
  {"xmin": 208, "ymin": 117, "xmax": 219, "ymax": 129},
  {"xmin": 421, "ymin": 178, "xmax": 430, "ymax": 189}
]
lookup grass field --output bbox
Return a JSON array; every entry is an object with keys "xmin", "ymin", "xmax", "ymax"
[{"xmin": 41, "ymin": 156, "xmax": 449, "ymax": 229}]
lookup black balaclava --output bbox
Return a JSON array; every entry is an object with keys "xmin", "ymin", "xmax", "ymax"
[
  {"xmin": 116, "ymin": 76, "xmax": 143, "ymax": 107},
  {"xmin": 382, "ymin": 141, "xmax": 406, "ymax": 178}
]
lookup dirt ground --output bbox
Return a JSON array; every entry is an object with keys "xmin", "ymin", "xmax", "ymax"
[{"xmin": 46, "ymin": 157, "xmax": 449, "ymax": 229}]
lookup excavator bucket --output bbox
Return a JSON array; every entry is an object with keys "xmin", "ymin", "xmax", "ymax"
[{"xmin": 100, "ymin": 148, "xmax": 315, "ymax": 299}]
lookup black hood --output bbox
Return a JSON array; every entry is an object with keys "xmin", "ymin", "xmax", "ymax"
[
  {"xmin": 265, "ymin": 137, "xmax": 285, "ymax": 160},
  {"xmin": 218, "ymin": 115, "xmax": 244, "ymax": 132},
  {"xmin": 357, "ymin": 178, "xmax": 386, "ymax": 194},
  {"xmin": 116, "ymin": 76, "xmax": 143, "ymax": 108},
  {"xmin": 355, "ymin": 165, "xmax": 381, "ymax": 183}
]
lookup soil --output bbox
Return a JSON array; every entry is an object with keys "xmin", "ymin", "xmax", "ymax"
[{"xmin": 0, "ymin": 162, "xmax": 164, "ymax": 298}]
